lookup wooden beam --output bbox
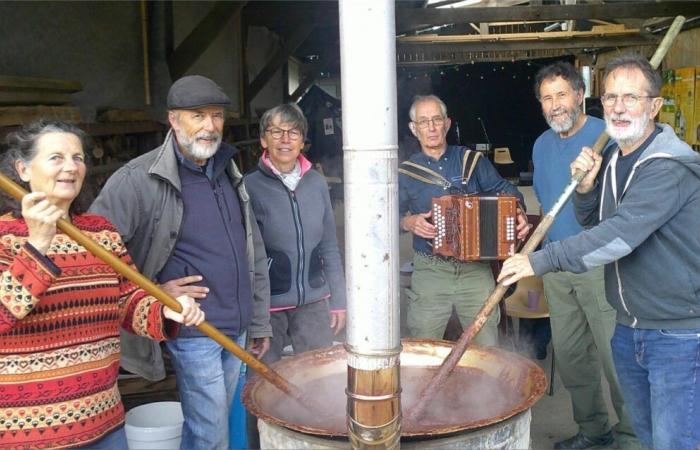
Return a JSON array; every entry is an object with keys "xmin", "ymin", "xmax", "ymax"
[
  {"xmin": 288, "ymin": 44, "xmax": 339, "ymax": 103},
  {"xmin": 237, "ymin": 13, "xmax": 248, "ymax": 117},
  {"xmin": 168, "ymin": 1, "xmax": 247, "ymax": 80},
  {"xmin": 0, "ymin": 76, "xmax": 82, "ymax": 92},
  {"xmin": 397, "ymin": 2, "xmax": 700, "ymax": 32},
  {"xmin": 398, "ymin": 26, "xmax": 640, "ymax": 43},
  {"xmin": 397, "ymin": 34, "xmax": 655, "ymax": 56},
  {"xmin": 246, "ymin": 19, "xmax": 315, "ymax": 103},
  {"xmin": 288, "ymin": 65, "xmax": 322, "ymax": 103}
]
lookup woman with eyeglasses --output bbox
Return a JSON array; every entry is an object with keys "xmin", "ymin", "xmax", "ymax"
[
  {"xmin": 0, "ymin": 121, "xmax": 204, "ymax": 449},
  {"xmin": 244, "ymin": 103, "xmax": 346, "ymax": 364}
]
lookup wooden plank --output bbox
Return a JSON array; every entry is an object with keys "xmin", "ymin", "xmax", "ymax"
[
  {"xmin": 168, "ymin": 1, "xmax": 247, "ymax": 80},
  {"xmin": 0, "ymin": 120, "xmax": 165, "ymax": 142},
  {"xmin": 398, "ymin": 27, "xmax": 641, "ymax": 43},
  {"xmin": 0, "ymin": 91, "xmax": 73, "ymax": 106},
  {"xmin": 98, "ymin": 109, "xmax": 151, "ymax": 122},
  {"xmin": 0, "ymin": 76, "xmax": 82, "ymax": 92},
  {"xmin": 81, "ymin": 121, "xmax": 165, "ymax": 137},
  {"xmin": 0, "ymin": 105, "xmax": 81, "ymax": 127},
  {"xmin": 397, "ymin": 2, "xmax": 700, "ymax": 32},
  {"xmin": 397, "ymin": 34, "xmax": 655, "ymax": 55}
]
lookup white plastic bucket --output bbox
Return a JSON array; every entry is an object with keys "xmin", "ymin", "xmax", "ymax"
[{"xmin": 125, "ymin": 401, "xmax": 184, "ymax": 450}]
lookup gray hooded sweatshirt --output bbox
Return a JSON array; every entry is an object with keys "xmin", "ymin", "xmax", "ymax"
[{"xmin": 530, "ymin": 124, "xmax": 700, "ymax": 329}]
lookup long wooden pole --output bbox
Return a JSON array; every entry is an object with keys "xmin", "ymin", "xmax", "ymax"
[
  {"xmin": 408, "ymin": 15, "xmax": 686, "ymax": 420},
  {"xmin": 0, "ymin": 172, "xmax": 316, "ymax": 410}
]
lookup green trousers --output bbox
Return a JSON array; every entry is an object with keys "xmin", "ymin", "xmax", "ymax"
[
  {"xmin": 544, "ymin": 267, "xmax": 636, "ymax": 441},
  {"xmin": 405, "ymin": 253, "xmax": 499, "ymax": 346}
]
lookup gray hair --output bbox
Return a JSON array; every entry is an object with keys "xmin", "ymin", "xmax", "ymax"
[
  {"xmin": 1, "ymin": 120, "xmax": 93, "ymax": 217},
  {"xmin": 409, "ymin": 95, "xmax": 448, "ymax": 122},
  {"xmin": 259, "ymin": 103, "xmax": 308, "ymax": 138},
  {"xmin": 604, "ymin": 54, "xmax": 662, "ymax": 97}
]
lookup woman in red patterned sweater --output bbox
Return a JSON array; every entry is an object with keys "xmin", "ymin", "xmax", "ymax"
[{"xmin": 0, "ymin": 121, "xmax": 205, "ymax": 449}]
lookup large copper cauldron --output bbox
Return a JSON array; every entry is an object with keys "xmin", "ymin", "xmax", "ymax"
[{"xmin": 243, "ymin": 339, "xmax": 546, "ymax": 438}]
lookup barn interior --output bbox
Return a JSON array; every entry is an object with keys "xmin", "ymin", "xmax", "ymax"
[{"xmin": 1, "ymin": 1, "xmax": 699, "ymax": 449}]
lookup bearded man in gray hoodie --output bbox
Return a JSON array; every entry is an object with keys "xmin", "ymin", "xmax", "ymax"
[{"xmin": 499, "ymin": 55, "xmax": 700, "ymax": 450}]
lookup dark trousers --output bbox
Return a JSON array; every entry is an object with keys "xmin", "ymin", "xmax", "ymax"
[{"xmin": 262, "ymin": 299, "xmax": 334, "ymax": 364}]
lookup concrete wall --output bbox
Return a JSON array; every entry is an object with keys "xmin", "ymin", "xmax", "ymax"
[{"xmin": 0, "ymin": 1, "xmax": 283, "ymax": 121}]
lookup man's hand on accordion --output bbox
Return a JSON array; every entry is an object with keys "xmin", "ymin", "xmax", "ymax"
[
  {"xmin": 401, "ymin": 210, "xmax": 436, "ymax": 239},
  {"xmin": 497, "ymin": 254, "xmax": 535, "ymax": 286},
  {"xmin": 515, "ymin": 207, "xmax": 531, "ymax": 241}
]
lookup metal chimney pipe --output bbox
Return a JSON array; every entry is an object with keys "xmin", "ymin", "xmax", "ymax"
[{"xmin": 339, "ymin": 1, "xmax": 401, "ymax": 448}]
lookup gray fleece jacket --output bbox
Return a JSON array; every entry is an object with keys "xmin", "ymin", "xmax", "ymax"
[
  {"xmin": 530, "ymin": 124, "xmax": 700, "ymax": 329},
  {"xmin": 244, "ymin": 156, "xmax": 346, "ymax": 311}
]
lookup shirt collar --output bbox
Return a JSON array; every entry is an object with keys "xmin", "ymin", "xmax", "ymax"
[{"xmin": 413, "ymin": 146, "xmax": 452, "ymax": 163}]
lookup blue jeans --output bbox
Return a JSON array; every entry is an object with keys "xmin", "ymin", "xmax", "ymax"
[
  {"xmin": 166, "ymin": 334, "xmax": 246, "ymax": 450},
  {"xmin": 79, "ymin": 426, "xmax": 128, "ymax": 449},
  {"xmin": 611, "ymin": 324, "xmax": 700, "ymax": 450}
]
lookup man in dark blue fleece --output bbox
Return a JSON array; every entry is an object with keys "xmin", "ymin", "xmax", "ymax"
[
  {"xmin": 91, "ymin": 75, "xmax": 271, "ymax": 450},
  {"xmin": 499, "ymin": 55, "xmax": 700, "ymax": 450}
]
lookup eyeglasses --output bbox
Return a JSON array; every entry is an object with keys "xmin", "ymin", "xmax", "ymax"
[
  {"xmin": 266, "ymin": 127, "xmax": 302, "ymax": 141},
  {"xmin": 414, "ymin": 116, "xmax": 446, "ymax": 129},
  {"xmin": 601, "ymin": 93, "xmax": 657, "ymax": 108}
]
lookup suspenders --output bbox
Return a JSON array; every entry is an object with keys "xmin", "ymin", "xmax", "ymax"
[{"xmin": 398, "ymin": 149, "xmax": 482, "ymax": 190}]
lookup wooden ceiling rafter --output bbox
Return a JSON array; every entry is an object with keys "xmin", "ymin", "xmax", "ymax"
[
  {"xmin": 245, "ymin": 17, "xmax": 316, "ymax": 103},
  {"xmin": 167, "ymin": 1, "xmax": 247, "ymax": 80},
  {"xmin": 398, "ymin": 24, "xmax": 641, "ymax": 44},
  {"xmin": 288, "ymin": 44, "xmax": 339, "ymax": 102},
  {"xmin": 397, "ymin": 2, "xmax": 700, "ymax": 33},
  {"xmin": 397, "ymin": 34, "xmax": 656, "ymax": 65}
]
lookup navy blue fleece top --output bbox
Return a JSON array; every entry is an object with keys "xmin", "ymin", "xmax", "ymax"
[{"xmin": 157, "ymin": 143, "xmax": 252, "ymax": 338}]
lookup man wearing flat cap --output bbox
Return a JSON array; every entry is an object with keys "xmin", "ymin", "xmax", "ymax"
[{"xmin": 91, "ymin": 75, "xmax": 272, "ymax": 450}]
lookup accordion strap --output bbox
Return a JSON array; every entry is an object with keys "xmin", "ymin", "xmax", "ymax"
[
  {"xmin": 398, "ymin": 149, "xmax": 482, "ymax": 189},
  {"xmin": 461, "ymin": 150, "xmax": 482, "ymax": 185},
  {"xmin": 399, "ymin": 161, "xmax": 452, "ymax": 189}
]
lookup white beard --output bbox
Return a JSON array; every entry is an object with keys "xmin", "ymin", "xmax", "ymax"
[
  {"xmin": 605, "ymin": 109, "xmax": 650, "ymax": 148},
  {"xmin": 545, "ymin": 106, "xmax": 580, "ymax": 134},
  {"xmin": 175, "ymin": 129, "xmax": 221, "ymax": 160}
]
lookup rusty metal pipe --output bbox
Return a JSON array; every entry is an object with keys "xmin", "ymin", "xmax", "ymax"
[
  {"xmin": 408, "ymin": 15, "xmax": 687, "ymax": 420},
  {"xmin": 0, "ymin": 171, "xmax": 317, "ymax": 411},
  {"xmin": 339, "ymin": 0, "xmax": 401, "ymax": 448}
]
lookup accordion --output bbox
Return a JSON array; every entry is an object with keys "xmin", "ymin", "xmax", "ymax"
[{"xmin": 431, "ymin": 194, "xmax": 518, "ymax": 261}]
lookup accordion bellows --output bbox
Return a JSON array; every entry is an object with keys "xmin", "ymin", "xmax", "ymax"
[{"xmin": 432, "ymin": 194, "xmax": 518, "ymax": 261}]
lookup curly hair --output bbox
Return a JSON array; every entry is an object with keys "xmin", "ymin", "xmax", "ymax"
[
  {"xmin": 534, "ymin": 61, "xmax": 585, "ymax": 100},
  {"xmin": 0, "ymin": 120, "xmax": 94, "ymax": 217}
]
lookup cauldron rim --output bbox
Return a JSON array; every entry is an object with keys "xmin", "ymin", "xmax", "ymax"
[{"xmin": 243, "ymin": 338, "xmax": 547, "ymax": 438}]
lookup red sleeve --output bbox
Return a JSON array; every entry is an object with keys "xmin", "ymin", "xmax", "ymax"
[
  {"xmin": 88, "ymin": 216, "xmax": 180, "ymax": 341},
  {"xmin": 0, "ymin": 242, "xmax": 60, "ymax": 333}
]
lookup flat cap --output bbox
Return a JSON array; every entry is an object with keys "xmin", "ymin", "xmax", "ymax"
[{"xmin": 167, "ymin": 75, "xmax": 231, "ymax": 110}]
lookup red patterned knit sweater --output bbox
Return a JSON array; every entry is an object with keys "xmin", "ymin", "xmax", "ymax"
[{"xmin": 0, "ymin": 213, "xmax": 178, "ymax": 449}]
